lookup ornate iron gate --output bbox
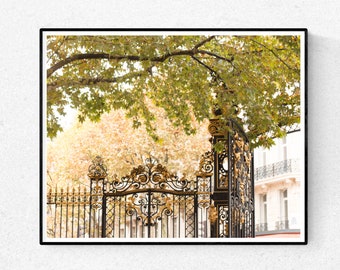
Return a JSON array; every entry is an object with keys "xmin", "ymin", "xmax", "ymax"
[
  {"xmin": 208, "ymin": 119, "xmax": 254, "ymax": 237},
  {"xmin": 98, "ymin": 158, "xmax": 199, "ymax": 238},
  {"xmin": 46, "ymin": 119, "xmax": 254, "ymax": 238}
]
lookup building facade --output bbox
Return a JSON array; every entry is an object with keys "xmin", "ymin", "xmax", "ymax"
[{"xmin": 254, "ymin": 131, "xmax": 302, "ymax": 238}]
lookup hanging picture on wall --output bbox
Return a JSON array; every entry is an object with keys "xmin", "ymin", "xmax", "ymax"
[{"xmin": 40, "ymin": 28, "xmax": 307, "ymax": 244}]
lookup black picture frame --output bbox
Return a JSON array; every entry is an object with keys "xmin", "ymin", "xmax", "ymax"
[{"xmin": 40, "ymin": 28, "xmax": 307, "ymax": 245}]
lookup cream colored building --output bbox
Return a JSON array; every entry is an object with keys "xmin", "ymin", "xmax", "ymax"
[{"xmin": 254, "ymin": 131, "xmax": 302, "ymax": 237}]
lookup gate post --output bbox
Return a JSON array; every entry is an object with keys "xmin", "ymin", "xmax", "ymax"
[
  {"xmin": 88, "ymin": 156, "xmax": 107, "ymax": 238},
  {"xmin": 209, "ymin": 119, "xmax": 254, "ymax": 238}
]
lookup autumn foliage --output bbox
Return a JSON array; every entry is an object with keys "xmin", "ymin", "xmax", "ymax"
[
  {"xmin": 47, "ymin": 105, "xmax": 211, "ymax": 187},
  {"xmin": 46, "ymin": 34, "xmax": 301, "ymax": 149}
]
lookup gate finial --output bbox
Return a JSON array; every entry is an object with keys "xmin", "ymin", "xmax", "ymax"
[
  {"xmin": 208, "ymin": 119, "xmax": 223, "ymax": 136},
  {"xmin": 88, "ymin": 156, "xmax": 107, "ymax": 179}
]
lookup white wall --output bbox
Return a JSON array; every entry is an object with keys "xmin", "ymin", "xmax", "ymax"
[{"xmin": 1, "ymin": 0, "xmax": 340, "ymax": 269}]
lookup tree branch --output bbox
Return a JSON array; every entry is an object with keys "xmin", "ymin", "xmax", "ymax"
[
  {"xmin": 47, "ymin": 53, "xmax": 142, "ymax": 78},
  {"xmin": 197, "ymin": 49, "xmax": 233, "ymax": 63},
  {"xmin": 47, "ymin": 37, "xmax": 219, "ymax": 78},
  {"xmin": 47, "ymin": 71, "xmax": 145, "ymax": 91},
  {"xmin": 47, "ymin": 51, "xmax": 200, "ymax": 78},
  {"xmin": 191, "ymin": 56, "xmax": 229, "ymax": 91},
  {"xmin": 194, "ymin": 35, "xmax": 215, "ymax": 49},
  {"xmin": 197, "ymin": 49, "xmax": 236, "ymax": 71},
  {"xmin": 191, "ymin": 56, "xmax": 217, "ymax": 75}
]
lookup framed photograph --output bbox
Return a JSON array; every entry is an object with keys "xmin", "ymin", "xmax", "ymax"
[{"xmin": 40, "ymin": 29, "xmax": 307, "ymax": 244}]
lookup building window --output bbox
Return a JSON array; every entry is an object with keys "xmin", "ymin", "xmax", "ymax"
[
  {"xmin": 277, "ymin": 189, "xmax": 289, "ymax": 230},
  {"xmin": 260, "ymin": 194, "xmax": 268, "ymax": 231},
  {"xmin": 283, "ymin": 189, "xmax": 288, "ymax": 219}
]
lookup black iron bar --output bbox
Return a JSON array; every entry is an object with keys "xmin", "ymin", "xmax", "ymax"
[
  {"xmin": 53, "ymin": 186, "xmax": 57, "ymax": 238},
  {"xmin": 194, "ymin": 195, "xmax": 198, "ymax": 238},
  {"xmin": 245, "ymin": 212, "xmax": 248, "ymax": 237},
  {"xmin": 94, "ymin": 207, "xmax": 97, "ymax": 238},
  {"xmin": 71, "ymin": 188, "xmax": 75, "ymax": 237},
  {"xmin": 77, "ymin": 186, "xmax": 80, "ymax": 237},
  {"xmin": 130, "ymin": 212, "xmax": 132, "ymax": 238},
  {"xmin": 101, "ymin": 196, "xmax": 107, "ymax": 238},
  {"xmin": 228, "ymin": 132, "xmax": 232, "ymax": 238},
  {"xmin": 147, "ymin": 190, "xmax": 151, "ymax": 238},
  {"xmin": 89, "ymin": 182, "xmax": 93, "ymax": 238},
  {"xmin": 166, "ymin": 214, "xmax": 169, "ymax": 238},
  {"xmin": 113, "ymin": 198, "xmax": 116, "ymax": 238},
  {"xmin": 83, "ymin": 187, "xmax": 86, "ymax": 238},
  {"xmin": 65, "ymin": 187, "xmax": 69, "ymax": 238},
  {"xmin": 155, "ymin": 217, "xmax": 158, "ymax": 238},
  {"xmin": 59, "ymin": 188, "xmax": 63, "ymax": 238},
  {"xmin": 142, "ymin": 219, "xmax": 144, "ymax": 238},
  {"xmin": 209, "ymin": 175, "xmax": 212, "ymax": 238},
  {"xmin": 172, "ymin": 194, "xmax": 175, "ymax": 238},
  {"xmin": 195, "ymin": 175, "xmax": 198, "ymax": 237},
  {"xmin": 242, "ymin": 214, "xmax": 245, "ymax": 237},
  {"xmin": 161, "ymin": 209, "xmax": 163, "ymax": 238},
  {"xmin": 124, "ymin": 196, "xmax": 127, "ymax": 238},
  {"xmin": 184, "ymin": 196, "xmax": 187, "ymax": 237},
  {"xmin": 118, "ymin": 197, "xmax": 121, "ymax": 238},
  {"xmin": 178, "ymin": 197, "xmax": 181, "ymax": 238},
  {"xmin": 236, "ymin": 209, "xmax": 239, "ymax": 237}
]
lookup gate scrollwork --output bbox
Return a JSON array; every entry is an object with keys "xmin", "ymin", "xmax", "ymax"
[{"xmin": 106, "ymin": 160, "xmax": 194, "ymax": 194}]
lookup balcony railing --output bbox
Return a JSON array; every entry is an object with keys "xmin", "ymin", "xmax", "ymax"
[
  {"xmin": 275, "ymin": 220, "xmax": 289, "ymax": 230},
  {"xmin": 255, "ymin": 223, "xmax": 268, "ymax": 232},
  {"xmin": 255, "ymin": 220, "xmax": 290, "ymax": 233},
  {"xmin": 255, "ymin": 159, "xmax": 299, "ymax": 181}
]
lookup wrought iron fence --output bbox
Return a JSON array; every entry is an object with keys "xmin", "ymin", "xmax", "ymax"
[
  {"xmin": 255, "ymin": 159, "xmax": 299, "ymax": 181},
  {"xmin": 47, "ymin": 186, "xmax": 92, "ymax": 238},
  {"xmin": 46, "ymin": 119, "xmax": 255, "ymax": 239}
]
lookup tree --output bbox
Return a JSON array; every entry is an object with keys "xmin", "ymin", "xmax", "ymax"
[
  {"xmin": 46, "ymin": 34, "xmax": 301, "ymax": 148},
  {"xmin": 47, "ymin": 104, "xmax": 211, "ymax": 187}
]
